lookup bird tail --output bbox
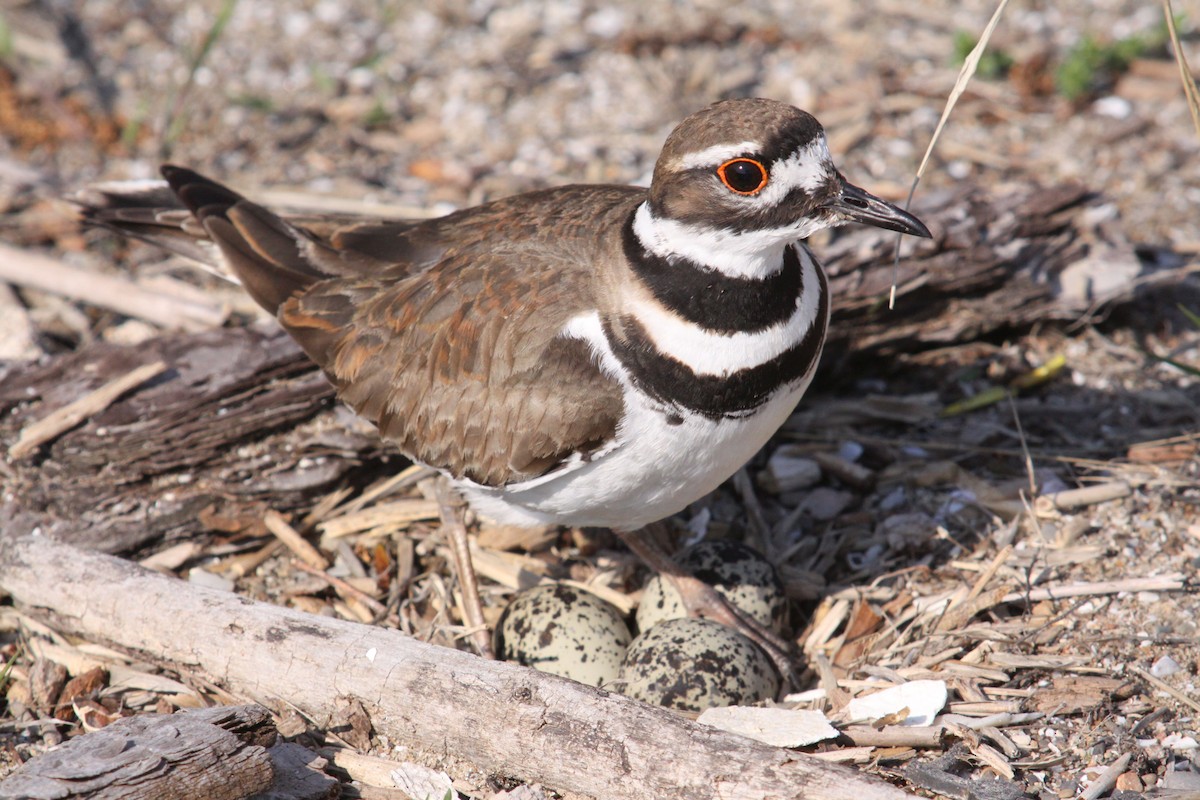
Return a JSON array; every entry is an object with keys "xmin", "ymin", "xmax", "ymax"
[{"xmin": 76, "ymin": 165, "xmax": 330, "ymax": 316}]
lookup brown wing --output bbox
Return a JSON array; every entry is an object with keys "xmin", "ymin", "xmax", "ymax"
[{"xmin": 143, "ymin": 166, "xmax": 631, "ymax": 486}]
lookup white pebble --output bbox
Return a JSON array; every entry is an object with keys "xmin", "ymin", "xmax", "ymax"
[
  {"xmin": 838, "ymin": 441, "xmax": 864, "ymax": 462},
  {"xmin": 1093, "ymin": 95, "xmax": 1132, "ymax": 119},
  {"xmin": 1150, "ymin": 654, "xmax": 1182, "ymax": 678}
]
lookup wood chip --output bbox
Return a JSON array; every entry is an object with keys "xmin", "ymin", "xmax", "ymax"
[
  {"xmin": 840, "ymin": 724, "xmax": 945, "ymax": 748},
  {"xmin": 972, "ymin": 740, "xmax": 1015, "ymax": 780},
  {"xmin": 807, "ymin": 746, "xmax": 876, "ymax": 763},
  {"xmin": 814, "ymin": 653, "xmax": 851, "ymax": 711},
  {"xmin": 475, "ymin": 523, "xmax": 557, "ymax": 552},
  {"xmin": 1027, "ymin": 676, "xmax": 1129, "ymax": 715},
  {"xmin": 137, "ymin": 541, "xmax": 204, "ymax": 572},
  {"xmin": 810, "ymin": 451, "xmax": 875, "ymax": 490},
  {"xmin": 946, "ymin": 700, "xmax": 1023, "ymax": 716},
  {"xmin": 264, "ymin": 510, "xmax": 329, "ymax": 570}
]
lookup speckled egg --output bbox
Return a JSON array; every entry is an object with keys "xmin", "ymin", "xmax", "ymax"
[
  {"xmin": 620, "ymin": 618, "xmax": 779, "ymax": 711},
  {"xmin": 494, "ymin": 584, "xmax": 631, "ymax": 687},
  {"xmin": 636, "ymin": 539, "xmax": 785, "ymax": 633}
]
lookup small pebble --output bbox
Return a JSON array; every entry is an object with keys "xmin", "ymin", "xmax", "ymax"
[
  {"xmin": 1114, "ymin": 772, "xmax": 1143, "ymax": 793},
  {"xmin": 799, "ymin": 487, "xmax": 853, "ymax": 521},
  {"xmin": 758, "ymin": 447, "xmax": 821, "ymax": 494},
  {"xmin": 837, "ymin": 441, "xmax": 864, "ymax": 462},
  {"xmin": 1093, "ymin": 95, "xmax": 1133, "ymax": 119},
  {"xmin": 1150, "ymin": 654, "xmax": 1181, "ymax": 678}
]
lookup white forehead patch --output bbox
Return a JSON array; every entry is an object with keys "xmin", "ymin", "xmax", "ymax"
[
  {"xmin": 756, "ymin": 135, "xmax": 835, "ymax": 203},
  {"xmin": 676, "ymin": 141, "xmax": 762, "ymax": 171}
]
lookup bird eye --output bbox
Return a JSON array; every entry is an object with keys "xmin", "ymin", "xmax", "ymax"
[{"xmin": 717, "ymin": 158, "xmax": 768, "ymax": 195}]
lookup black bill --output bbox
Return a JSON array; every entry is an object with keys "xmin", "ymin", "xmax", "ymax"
[{"xmin": 832, "ymin": 179, "xmax": 932, "ymax": 238}]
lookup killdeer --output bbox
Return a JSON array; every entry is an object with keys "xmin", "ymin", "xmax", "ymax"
[{"xmin": 80, "ymin": 98, "xmax": 931, "ymax": 672}]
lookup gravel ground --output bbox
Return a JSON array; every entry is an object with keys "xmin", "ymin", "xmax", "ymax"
[{"xmin": 1, "ymin": 0, "xmax": 1199, "ymax": 797}]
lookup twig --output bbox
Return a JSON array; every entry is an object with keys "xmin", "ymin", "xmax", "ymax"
[
  {"xmin": 434, "ymin": 479, "xmax": 494, "ymax": 659},
  {"xmin": 9, "ymin": 361, "xmax": 167, "ymax": 459},
  {"xmin": 1162, "ymin": 0, "xmax": 1200, "ymax": 139},
  {"xmin": 0, "ymin": 243, "xmax": 226, "ymax": 330},
  {"xmin": 290, "ymin": 560, "xmax": 387, "ymax": 617},
  {"xmin": 1038, "ymin": 482, "xmax": 1132, "ymax": 511},
  {"xmin": 1129, "ymin": 665, "xmax": 1200, "ymax": 715},
  {"xmin": 840, "ymin": 725, "xmax": 945, "ymax": 748},
  {"xmin": 1080, "ymin": 752, "xmax": 1132, "ymax": 800},
  {"xmin": 965, "ymin": 545, "xmax": 1013, "ymax": 605},
  {"xmin": 733, "ymin": 468, "xmax": 772, "ymax": 555},
  {"xmin": 317, "ymin": 498, "xmax": 441, "ymax": 539},
  {"xmin": 263, "ymin": 511, "xmax": 328, "ymax": 570},
  {"xmin": 950, "ymin": 711, "xmax": 1044, "ymax": 729},
  {"xmin": 1007, "ymin": 393, "xmax": 1037, "ymax": 499},
  {"xmin": 890, "ymin": 0, "xmax": 1013, "ymax": 306},
  {"xmin": 999, "ymin": 574, "xmax": 1188, "ymax": 605}
]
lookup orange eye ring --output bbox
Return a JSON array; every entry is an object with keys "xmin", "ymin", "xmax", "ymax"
[{"xmin": 717, "ymin": 158, "xmax": 769, "ymax": 195}]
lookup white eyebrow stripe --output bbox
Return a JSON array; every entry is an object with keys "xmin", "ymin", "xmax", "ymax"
[{"xmin": 676, "ymin": 141, "xmax": 762, "ymax": 170}]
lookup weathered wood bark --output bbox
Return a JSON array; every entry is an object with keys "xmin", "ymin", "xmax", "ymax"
[
  {"xmin": 1, "ymin": 181, "xmax": 1187, "ymax": 554},
  {"xmin": 0, "ymin": 704, "xmax": 337, "ymax": 800},
  {"xmin": 0, "ymin": 536, "xmax": 914, "ymax": 800},
  {"xmin": 0, "ymin": 324, "xmax": 366, "ymax": 553},
  {"xmin": 818, "ymin": 181, "xmax": 1187, "ymax": 364}
]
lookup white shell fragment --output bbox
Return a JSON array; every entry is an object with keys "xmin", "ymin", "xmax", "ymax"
[
  {"xmin": 697, "ymin": 706, "xmax": 838, "ymax": 747},
  {"xmin": 845, "ymin": 679, "xmax": 948, "ymax": 726},
  {"xmin": 494, "ymin": 584, "xmax": 632, "ymax": 687}
]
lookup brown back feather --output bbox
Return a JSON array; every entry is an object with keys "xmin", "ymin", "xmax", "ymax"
[{"xmin": 85, "ymin": 166, "xmax": 633, "ymax": 486}]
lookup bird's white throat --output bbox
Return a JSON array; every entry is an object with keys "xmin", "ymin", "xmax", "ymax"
[{"xmin": 631, "ymin": 201, "xmax": 826, "ymax": 281}]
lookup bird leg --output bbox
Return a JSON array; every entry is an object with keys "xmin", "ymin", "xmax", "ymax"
[
  {"xmin": 434, "ymin": 479, "xmax": 494, "ymax": 659},
  {"xmin": 619, "ymin": 526, "xmax": 798, "ymax": 690}
]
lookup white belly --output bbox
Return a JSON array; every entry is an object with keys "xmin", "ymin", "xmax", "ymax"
[{"xmin": 461, "ymin": 373, "xmax": 814, "ymax": 529}]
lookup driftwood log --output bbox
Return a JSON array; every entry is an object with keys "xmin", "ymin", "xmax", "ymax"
[
  {"xmin": 0, "ymin": 703, "xmax": 337, "ymax": 800},
  {"xmin": 1, "ymin": 181, "xmax": 1189, "ymax": 554},
  {"xmin": 0, "ymin": 536, "xmax": 914, "ymax": 800}
]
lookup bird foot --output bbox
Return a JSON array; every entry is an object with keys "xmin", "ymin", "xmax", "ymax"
[{"xmin": 618, "ymin": 527, "xmax": 797, "ymax": 692}]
